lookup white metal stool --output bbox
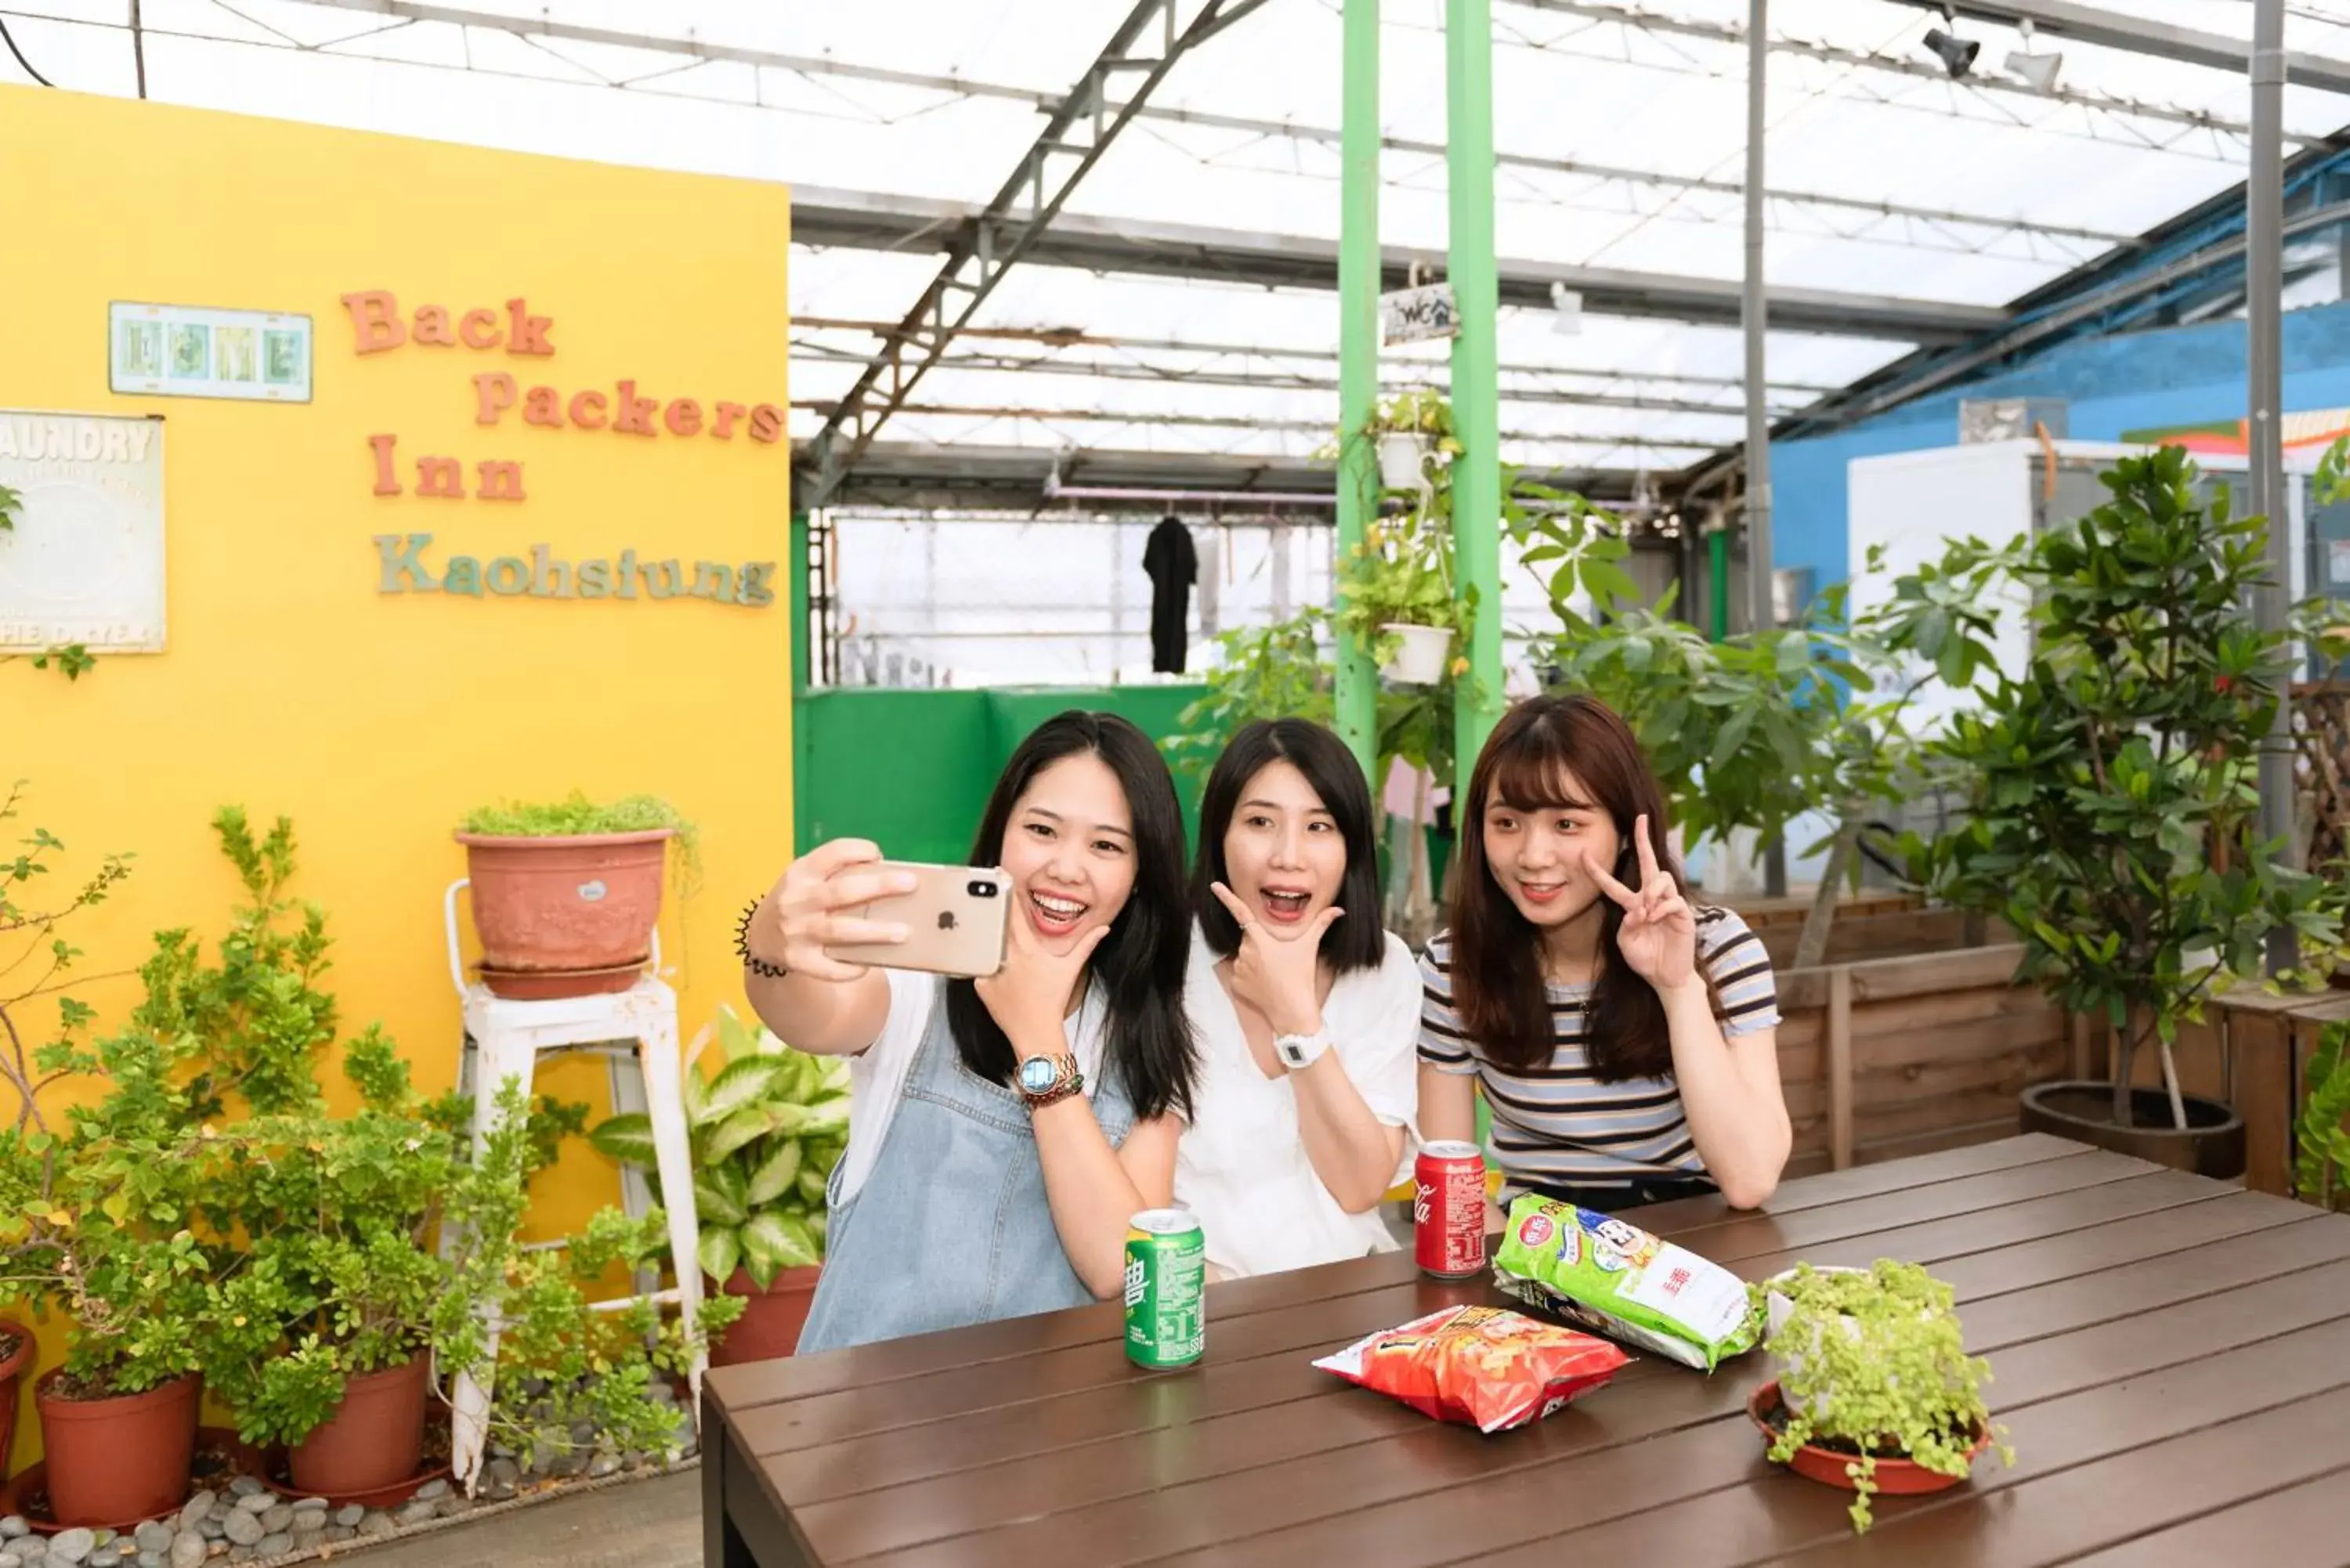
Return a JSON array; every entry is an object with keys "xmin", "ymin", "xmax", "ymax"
[{"xmin": 440, "ymin": 879, "xmax": 705, "ymax": 1494}]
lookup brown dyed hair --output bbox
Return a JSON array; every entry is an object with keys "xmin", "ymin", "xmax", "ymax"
[{"xmin": 1448, "ymin": 692, "xmax": 1712, "ymax": 1081}]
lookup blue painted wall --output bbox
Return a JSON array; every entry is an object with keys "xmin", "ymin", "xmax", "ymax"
[{"xmin": 1775, "ymin": 298, "xmax": 2350, "ymax": 595}]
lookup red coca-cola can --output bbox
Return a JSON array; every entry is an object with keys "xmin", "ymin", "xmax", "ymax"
[{"xmin": 1414, "ymin": 1140, "xmax": 1488, "ymax": 1280}]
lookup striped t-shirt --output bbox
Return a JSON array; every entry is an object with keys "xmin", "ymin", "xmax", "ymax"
[{"xmin": 1417, "ymin": 907, "xmax": 1781, "ymax": 1194}]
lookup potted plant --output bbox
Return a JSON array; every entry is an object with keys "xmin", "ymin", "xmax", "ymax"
[
  {"xmin": 591, "ymin": 1006, "xmax": 847, "ymax": 1365},
  {"xmin": 441, "ymin": 1080, "xmax": 741, "ymax": 1483},
  {"xmin": 1334, "ymin": 514, "xmax": 1466, "ymax": 687},
  {"xmin": 1908, "ymin": 448, "xmax": 2350, "ymax": 1175},
  {"xmin": 0, "ymin": 1050, "xmax": 219, "ymax": 1526},
  {"xmin": 202, "ymin": 1028, "xmax": 457, "ymax": 1498},
  {"xmin": 1369, "ymin": 389, "xmax": 1456, "ymax": 492},
  {"xmin": 455, "ymin": 793, "xmax": 696, "ymax": 999},
  {"xmin": 1749, "ymin": 1259, "xmax": 2009, "ymax": 1534},
  {"xmin": 0, "ymin": 807, "xmax": 365, "ymax": 1523}
]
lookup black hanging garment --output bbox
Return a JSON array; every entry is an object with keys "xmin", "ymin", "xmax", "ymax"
[{"xmin": 1142, "ymin": 515, "xmax": 1198, "ymax": 674}]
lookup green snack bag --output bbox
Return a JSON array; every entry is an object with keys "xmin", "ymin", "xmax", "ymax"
[{"xmin": 1491, "ymin": 1194, "xmax": 1760, "ymax": 1371}]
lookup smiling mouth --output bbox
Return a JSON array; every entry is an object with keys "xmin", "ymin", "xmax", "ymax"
[
  {"xmin": 1029, "ymin": 890, "xmax": 1087, "ymax": 935},
  {"xmin": 1260, "ymin": 889, "xmax": 1312, "ymax": 923},
  {"xmin": 1517, "ymin": 880, "xmax": 1568, "ymax": 905}
]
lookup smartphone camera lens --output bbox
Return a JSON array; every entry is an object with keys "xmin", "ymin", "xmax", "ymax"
[{"xmin": 969, "ymin": 880, "xmax": 999, "ymax": 899}]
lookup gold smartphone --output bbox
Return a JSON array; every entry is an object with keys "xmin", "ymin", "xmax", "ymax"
[{"xmin": 827, "ymin": 862, "xmax": 1011, "ymax": 978}]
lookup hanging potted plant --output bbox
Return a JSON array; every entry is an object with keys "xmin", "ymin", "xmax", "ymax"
[
  {"xmin": 1908, "ymin": 447, "xmax": 2350, "ymax": 1176},
  {"xmin": 591, "ymin": 1007, "xmax": 848, "ymax": 1365},
  {"xmin": 1369, "ymin": 389, "xmax": 1457, "ymax": 492},
  {"xmin": 1748, "ymin": 1259, "xmax": 2011, "ymax": 1534},
  {"xmin": 454, "ymin": 793, "xmax": 697, "ymax": 999},
  {"xmin": 1334, "ymin": 512, "xmax": 1469, "ymax": 688}
]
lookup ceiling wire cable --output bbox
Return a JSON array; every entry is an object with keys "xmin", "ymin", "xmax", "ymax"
[{"xmin": 0, "ymin": 14, "xmax": 52, "ymax": 83}]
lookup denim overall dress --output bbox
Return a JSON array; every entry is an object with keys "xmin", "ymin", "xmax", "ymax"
[{"xmin": 797, "ymin": 991, "xmax": 1138, "ymax": 1354}]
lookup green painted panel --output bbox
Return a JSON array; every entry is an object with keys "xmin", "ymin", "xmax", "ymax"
[{"xmin": 795, "ymin": 685, "xmax": 1209, "ymax": 863}]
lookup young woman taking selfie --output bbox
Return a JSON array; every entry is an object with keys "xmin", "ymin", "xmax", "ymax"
[
  {"xmin": 737, "ymin": 710, "xmax": 1196, "ymax": 1352},
  {"xmin": 1173, "ymin": 718, "xmax": 1419, "ymax": 1280},
  {"xmin": 1418, "ymin": 693, "xmax": 1790, "ymax": 1216}
]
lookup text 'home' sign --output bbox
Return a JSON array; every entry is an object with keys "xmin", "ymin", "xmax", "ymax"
[{"xmin": 345, "ymin": 291, "xmax": 779, "ymax": 608}]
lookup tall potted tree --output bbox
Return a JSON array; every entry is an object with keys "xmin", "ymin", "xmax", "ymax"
[{"xmin": 1909, "ymin": 447, "xmax": 2349, "ymax": 1174}]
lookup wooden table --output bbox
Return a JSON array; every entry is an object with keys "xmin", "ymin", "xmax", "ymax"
[{"xmin": 701, "ymin": 1135, "xmax": 2350, "ymax": 1567}]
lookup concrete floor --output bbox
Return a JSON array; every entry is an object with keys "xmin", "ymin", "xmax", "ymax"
[{"xmin": 346, "ymin": 1471, "xmax": 699, "ymax": 1568}]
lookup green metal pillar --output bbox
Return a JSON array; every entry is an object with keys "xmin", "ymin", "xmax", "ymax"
[
  {"xmin": 789, "ymin": 511, "xmax": 812, "ymax": 853},
  {"xmin": 1334, "ymin": 0, "xmax": 1380, "ymax": 783},
  {"xmin": 1708, "ymin": 524, "xmax": 1730, "ymax": 642},
  {"xmin": 1447, "ymin": 0, "xmax": 1503, "ymax": 804}
]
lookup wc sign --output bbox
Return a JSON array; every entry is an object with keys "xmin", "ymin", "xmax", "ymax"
[{"xmin": 1380, "ymin": 282, "xmax": 1459, "ymax": 347}]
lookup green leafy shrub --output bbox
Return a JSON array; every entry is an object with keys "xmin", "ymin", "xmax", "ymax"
[
  {"xmin": 591, "ymin": 1006, "xmax": 848, "ymax": 1288},
  {"xmin": 2294, "ymin": 1020, "xmax": 2350, "ymax": 1212}
]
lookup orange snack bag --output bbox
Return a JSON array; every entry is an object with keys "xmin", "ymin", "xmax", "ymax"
[{"xmin": 1313, "ymin": 1304, "xmax": 1629, "ymax": 1433}]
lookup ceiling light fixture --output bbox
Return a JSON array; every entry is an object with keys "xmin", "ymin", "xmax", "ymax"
[
  {"xmin": 1922, "ymin": 4, "xmax": 1979, "ymax": 78},
  {"xmin": 2004, "ymin": 20, "xmax": 2063, "ymax": 91}
]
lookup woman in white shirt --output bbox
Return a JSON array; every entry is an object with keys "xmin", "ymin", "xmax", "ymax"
[{"xmin": 1175, "ymin": 718, "xmax": 1419, "ymax": 1278}]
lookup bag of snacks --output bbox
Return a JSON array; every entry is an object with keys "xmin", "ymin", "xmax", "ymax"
[
  {"xmin": 1313, "ymin": 1304, "xmax": 1628, "ymax": 1433},
  {"xmin": 1491, "ymin": 1195, "xmax": 1760, "ymax": 1371}
]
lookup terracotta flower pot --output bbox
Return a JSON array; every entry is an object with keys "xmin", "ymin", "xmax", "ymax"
[
  {"xmin": 708, "ymin": 1266, "xmax": 823, "ymax": 1367},
  {"xmin": 456, "ymin": 829, "xmax": 672, "ymax": 997},
  {"xmin": 287, "ymin": 1354, "xmax": 431, "ymax": 1498},
  {"xmin": 36, "ymin": 1369, "xmax": 201, "ymax": 1527},
  {"xmin": 0, "ymin": 1318, "xmax": 33, "ymax": 1479},
  {"xmin": 1747, "ymin": 1379, "xmax": 1990, "ymax": 1497}
]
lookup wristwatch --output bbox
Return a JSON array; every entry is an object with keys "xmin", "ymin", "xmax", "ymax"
[
  {"xmin": 1274, "ymin": 1028, "xmax": 1333, "ymax": 1071},
  {"xmin": 1015, "ymin": 1053, "xmax": 1085, "ymax": 1111}
]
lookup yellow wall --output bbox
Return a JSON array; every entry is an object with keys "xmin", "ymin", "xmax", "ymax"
[{"xmin": 0, "ymin": 86, "xmax": 792, "ymax": 1462}]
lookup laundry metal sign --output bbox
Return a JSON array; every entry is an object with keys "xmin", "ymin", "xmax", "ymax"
[{"xmin": 1380, "ymin": 282, "xmax": 1459, "ymax": 348}]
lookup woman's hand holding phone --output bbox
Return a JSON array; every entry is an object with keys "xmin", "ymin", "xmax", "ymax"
[{"xmin": 765, "ymin": 839, "xmax": 917, "ymax": 982}]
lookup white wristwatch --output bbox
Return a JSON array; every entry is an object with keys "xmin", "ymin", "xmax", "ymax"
[{"xmin": 1274, "ymin": 1027, "xmax": 1333, "ymax": 1071}]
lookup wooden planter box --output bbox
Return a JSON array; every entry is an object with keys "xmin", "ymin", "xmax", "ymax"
[
  {"xmin": 2084, "ymin": 986, "xmax": 2350, "ymax": 1201},
  {"xmin": 1774, "ymin": 942, "xmax": 2070, "ymax": 1176}
]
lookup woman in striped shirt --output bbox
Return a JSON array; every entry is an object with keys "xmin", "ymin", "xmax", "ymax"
[{"xmin": 1418, "ymin": 693, "xmax": 1791, "ymax": 1216}]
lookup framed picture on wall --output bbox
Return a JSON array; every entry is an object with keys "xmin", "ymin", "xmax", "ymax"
[
  {"xmin": 110, "ymin": 302, "xmax": 312, "ymax": 403},
  {"xmin": 0, "ymin": 408, "xmax": 168, "ymax": 655}
]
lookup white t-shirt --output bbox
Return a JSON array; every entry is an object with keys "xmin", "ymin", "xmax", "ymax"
[
  {"xmin": 1173, "ymin": 925, "xmax": 1421, "ymax": 1278},
  {"xmin": 833, "ymin": 969, "xmax": 1111, "ymax": 1206}
]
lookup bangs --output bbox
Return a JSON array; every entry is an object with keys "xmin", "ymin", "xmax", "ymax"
[{"xmin": 1484, "ymin": 727, "xmax": 1595, "ymax": 815}]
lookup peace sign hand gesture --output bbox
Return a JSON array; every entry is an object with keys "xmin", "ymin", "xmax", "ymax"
[
  {"xmin": 1583, "ymin": 815, "xmax": 1698, "ymax": 995},
  {"xmin": 1209, "ymin": 882, "xmax": 1340, "ymax": 1040}
]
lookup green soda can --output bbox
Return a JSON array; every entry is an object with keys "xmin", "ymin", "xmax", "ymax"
[{"xmin": 1123, "ymin": 1208, "xmax": 1206, "ymax": 1368}]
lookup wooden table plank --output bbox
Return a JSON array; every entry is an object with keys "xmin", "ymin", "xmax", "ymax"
[
  {"xmin": 708, "ymin": 1142, "xmax": 2350, "ymax": 1568},
  {"xmin": 762, "ymin": 1181, "xmax": 2305, "ymax": 1508},
  {"xmin": 1768, "ymin": 1384, "xmax": 2350, "ymax": 1567},
  {"xmin": 732, "ymin": 1275, "xmax": 1499, "ymax": 1456},
  {"xmin": 1682, "ymin": 1151, "xmax": 2154, "ymax": 1264},
  {"xmin": 707, "ymin": 1248, "xmax": 1462, "ymax": 1411},
  {"xmin": 2056, "ymin": 1472, "xmax": 2350, "ymax": 1568},
  {"xmin": 1629, "ymin": 1134, "xmax": 2089, "ymax": 1233},
  {"xmin": 820, "ymin": 1241, "xmax": 2350, "ymax": 1566},
  {"xmin": 1169, "ymin": 1310, "xmax": 2350, "ymax": 1568},
  {"xmin": 718, "ymin": 1137, "xmax": 2094, "ymax": 1415},
  {"xmin": 1724, "ymin": 1169, "xmax": 2234, "ymax": 1281}
]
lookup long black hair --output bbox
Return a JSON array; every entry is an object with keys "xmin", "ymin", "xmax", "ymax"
[
  {"xmin": 1192, "ymin": 717, "xmax": 1386, "ymax": 974},
  {"xmin": 1450, "ymin": 693, "xmax": 1719, "ymax": 1081},
  {"xmin": 944, "ymin": 710, "xmax": 1197, "ymax": 1122}
]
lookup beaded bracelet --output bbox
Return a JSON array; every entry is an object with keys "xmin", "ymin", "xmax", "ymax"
[{"xmin": 734, "ymin": 895, "xmax": 789, "ymax": 980}]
